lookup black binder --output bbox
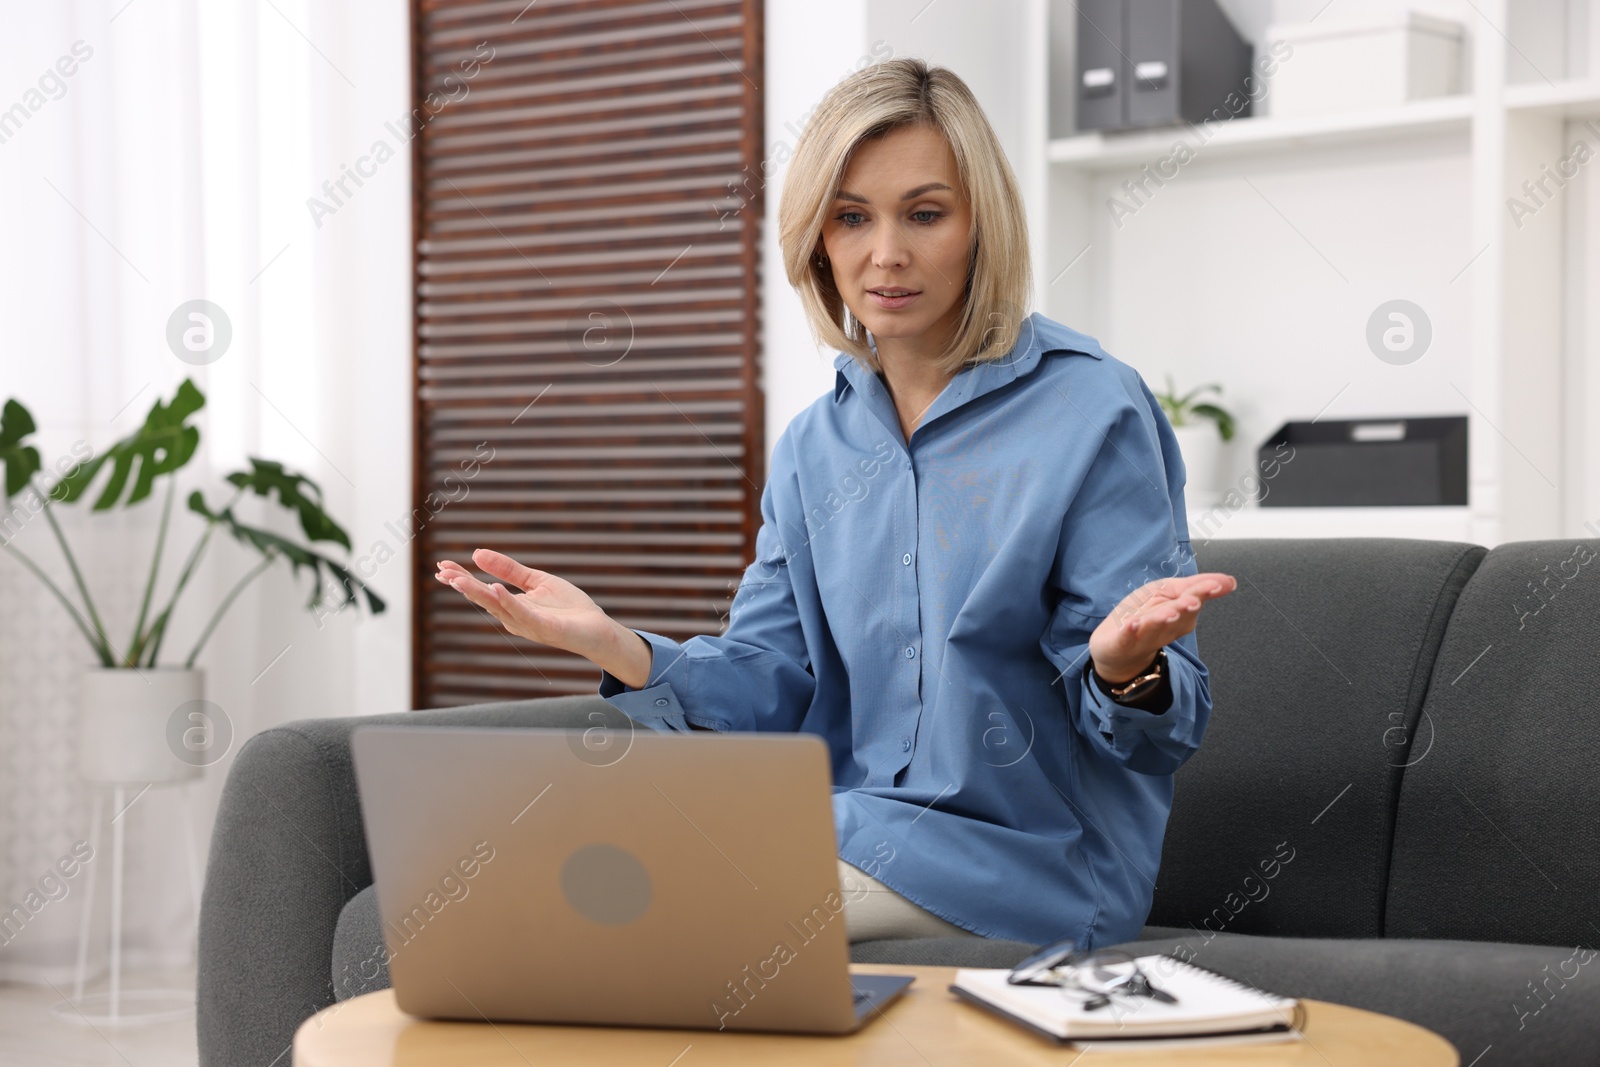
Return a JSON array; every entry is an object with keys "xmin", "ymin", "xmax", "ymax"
[{"xmin": 1073, "ymin": 0, "xmax": 1254, "ymax": 133}]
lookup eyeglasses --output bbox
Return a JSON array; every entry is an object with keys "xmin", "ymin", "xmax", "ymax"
[{"xmin": 1008, "ymin": 938, "xmax": 1178, "ymax": 1013}]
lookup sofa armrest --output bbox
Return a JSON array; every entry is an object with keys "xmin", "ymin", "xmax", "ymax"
[{"xmin": 196, "ymin": 692, "xmax": 620, "ymax": 1067}]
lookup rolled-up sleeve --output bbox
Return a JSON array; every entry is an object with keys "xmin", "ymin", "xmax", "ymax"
[
  {"xmin": 597, "ymin": 430, "xmax": 816, "ymax": 733},
  {"xmin": 1037, "ymin": 378, "xmax": 1212, "ymax": 775}
]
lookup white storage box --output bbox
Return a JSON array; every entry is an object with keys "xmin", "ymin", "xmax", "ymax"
[{"xmin": 1264, "ymin": 12, "xmax": 1465, "ymax": 117}]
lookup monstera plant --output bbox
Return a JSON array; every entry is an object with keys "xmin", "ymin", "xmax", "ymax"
[{"xmin": 0, "ymin": 377, "xmax": 384, "ymax": 672}]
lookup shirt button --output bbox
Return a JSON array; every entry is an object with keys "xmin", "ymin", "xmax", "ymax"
[
  {"xmin": 904, "ymin": 646, "xmax": 915, "ymax": 659},
  {"xmin": 654, "ymin": 698, "xmax": 669, "ymax": 706},
  {"xmin": 902, "ymin": 553, "xmax": 912, "ymax": 565},
  {"xmin": 901, "ymin": 738, "xmax": 911, "ymax": 752}
]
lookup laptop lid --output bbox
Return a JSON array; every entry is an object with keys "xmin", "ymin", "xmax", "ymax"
[{"xmin": 351, "ymin": 725, "xmax": 868, "ymax": 1033}]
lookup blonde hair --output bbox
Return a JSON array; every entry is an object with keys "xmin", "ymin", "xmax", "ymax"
[{"xmin": 778, "ymin": 57, "xmax": 1034, "ymax": 379}]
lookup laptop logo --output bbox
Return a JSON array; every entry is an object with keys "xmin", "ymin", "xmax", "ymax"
[{"xmin": 560, "ymin": 844, "xmax": 652, "ymax": 925}]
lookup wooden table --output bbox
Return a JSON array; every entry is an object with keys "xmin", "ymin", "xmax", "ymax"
[{"xmin": 293, "ymin": 964, "xmax": 1458, "ymax": 1066}]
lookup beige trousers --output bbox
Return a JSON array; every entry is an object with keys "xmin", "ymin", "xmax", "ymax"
[{"xmin": 836, "ymin": 860, "xmax": 981, "ymax": 942}]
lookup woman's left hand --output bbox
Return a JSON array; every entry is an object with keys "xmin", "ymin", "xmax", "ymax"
[{"xmin": 1088, "ymin": 572, "xmax": 1238, "ymax": 683}]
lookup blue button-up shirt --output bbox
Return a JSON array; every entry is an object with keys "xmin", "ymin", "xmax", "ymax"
[{"xmin": 597, "ymin": 311, "xmax": 1210, "ymax": 947}]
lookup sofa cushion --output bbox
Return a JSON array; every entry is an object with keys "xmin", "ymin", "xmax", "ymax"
[
  {"xmin": 1386, "ymin": 537, "xmax": 1600, "ymax": 946},
  {"xmin": 1107, "ymin": 930, "xmax": 1600, "ymax": 1066},
  {"xmin": 332, "ymin": 885, "xmax": 388, "ymax": 1002},
  {"xmin": 848, "ymin": 936, "xmax": 1038, "ymax": 967},
  {"xmin": 1152, "ymin": 539, "xmax": 1485, "ymax": 939}
]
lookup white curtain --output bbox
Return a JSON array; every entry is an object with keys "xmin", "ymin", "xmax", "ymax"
[{"xmin": 0, "ymin": 0, "xmax": 411, "ymax": 984}]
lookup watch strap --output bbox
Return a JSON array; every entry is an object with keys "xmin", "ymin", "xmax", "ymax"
[{"xmin": 1092, "ymin": 648, "xmax": 1168, "ymax": 704}]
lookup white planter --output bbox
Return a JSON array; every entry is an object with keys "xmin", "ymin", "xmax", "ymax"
[
  {"xmin": 77, "ymin": 668, "xmax": 205, "ymax": 785},
  {"xmin": 1171, "ymin": 423, "xmax": 1228, "ymax": 507}
]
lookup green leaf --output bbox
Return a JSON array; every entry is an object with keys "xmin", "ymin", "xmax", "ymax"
[
  {"xmin": 224, "ymin": 459, "xmax": 351, "ymax": 550},
  {"xmin": 1188, "ymin": 402, "xmax": 1236, "ymax": 441},
  {"xmin": 1154, "ymin": 375, "xmax": 1181, "ymax": 421},
  {"xmin": 188, "ymin": 491, "xmax": 385, "ymax": 615},
  {"xmin": 0, "ymin": 399, "xmax": 42, "ymax": 502},
  {"xmin": 1176, "ymin": 382, "xmax": 1222, "ymax": 408},
  {"xmin": 54, "ymin": 379, "xmax": 205, "ymax": 509}
]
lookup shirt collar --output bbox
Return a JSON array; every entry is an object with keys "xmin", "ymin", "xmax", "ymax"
[{"xmin": 832, "ymin": 311, "xmax": 1105, "ymax": 405}]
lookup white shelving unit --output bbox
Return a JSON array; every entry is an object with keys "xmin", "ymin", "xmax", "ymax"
[
  {"xmin": 865, "ymin": 0, "xmax": 1600, "ymax": 547},
  {"xmin": 1046, "ymin": 94, "xmax": 1475, "ymax": 168},
  {"xmin": 1505, "ymin": 77, "xmax": 1600, "ymax": 115}
]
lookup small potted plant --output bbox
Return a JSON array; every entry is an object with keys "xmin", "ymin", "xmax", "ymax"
[
  {"xmin": 0, "ymin": 379, "xmax": 384, "ymax": 785},
  {"xmin": 1154, "ymin": 375, "xmax": 1236, "ymax": 506}
]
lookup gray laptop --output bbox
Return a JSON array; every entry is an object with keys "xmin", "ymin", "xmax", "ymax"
[{"xmin": 350, "ymin": 725, "xmax": 914, "ymax": 1033}]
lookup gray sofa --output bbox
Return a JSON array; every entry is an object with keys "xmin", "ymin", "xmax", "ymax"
[{"xmin": 197, "ymin": 536, "xmax": 1600, "ymax": 1065}]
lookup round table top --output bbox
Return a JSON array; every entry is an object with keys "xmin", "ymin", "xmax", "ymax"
[{"xmin": 293, "ymin": 964, "xmax": 1459, "ymax": 1067}]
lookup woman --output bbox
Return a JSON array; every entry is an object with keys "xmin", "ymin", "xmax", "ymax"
[{"xmin": 436, "ymin": 58, "xmax": 1236, "ymax": 949}]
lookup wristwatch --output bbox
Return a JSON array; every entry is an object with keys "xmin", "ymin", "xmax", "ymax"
[{"xmin": 1095, "ymin": 648, "xmax": 1168, "ymax": 704}]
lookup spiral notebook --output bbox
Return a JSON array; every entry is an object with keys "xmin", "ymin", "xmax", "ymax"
[{"xmin": 950, "ymin": 956, "xmax": 1305, "ymax": 1049}]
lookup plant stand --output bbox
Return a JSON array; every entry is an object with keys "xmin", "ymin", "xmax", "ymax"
[
  {"xmin": 50, "ymin": 667, "xmax": 207, "ymax": 1026},
  {"xmin": 48, "ymin": 779, "xmax": 202, "ymax": 1026}
]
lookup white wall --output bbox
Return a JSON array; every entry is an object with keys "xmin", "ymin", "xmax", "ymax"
[
  {"xmin": 1092, "ymin": 133, "xmax": 1476, "ymax": 500},
  {"xmin": 1571, "ymin": 122, "xmax": 1600, "ymax": 537},
  {"xmin": 760, "ymin": 0, "xmax": 871, "ymax": 456}
]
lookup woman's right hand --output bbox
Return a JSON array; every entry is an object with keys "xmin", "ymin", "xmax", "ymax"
[{"xmin": 435, "ymin": 548, "xmax": 637, "ymax": 671}]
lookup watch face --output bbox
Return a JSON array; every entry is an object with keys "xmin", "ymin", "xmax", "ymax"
[{"xmin": 1112, "ymin": 651, "xmax": 1165, "ymax": 698}]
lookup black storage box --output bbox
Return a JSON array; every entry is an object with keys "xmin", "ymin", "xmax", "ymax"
[
  {"xmin": 1075, "ymin": 0, "xmax": 1254, "ymax": 133},
  {"xmin": 1259, "ymin": 416, "xmax": 1468, "ymax": 507}
]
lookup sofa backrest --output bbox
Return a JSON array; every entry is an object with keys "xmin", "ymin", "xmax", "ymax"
[
  {"xmin": 1149, "ymin": 537, "xmax": 1485, "ymax": 940},
  {"xmin": 1385, "ymin": 538, "xmax": 1600, "ymax": 946}
]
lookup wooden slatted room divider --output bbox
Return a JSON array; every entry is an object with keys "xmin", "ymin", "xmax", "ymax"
[{"xmin": 410, "ymin": 0, "xmax": 766, "ymax": 708}]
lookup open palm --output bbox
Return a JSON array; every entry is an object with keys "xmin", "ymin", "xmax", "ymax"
[
  {"xmin": 435, "ymin": 548, "xmax": 615, "ymax": 657},
  {"xmin": 1088, "ymin": 572, "xmax": 1237, "ymax": 682}
]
